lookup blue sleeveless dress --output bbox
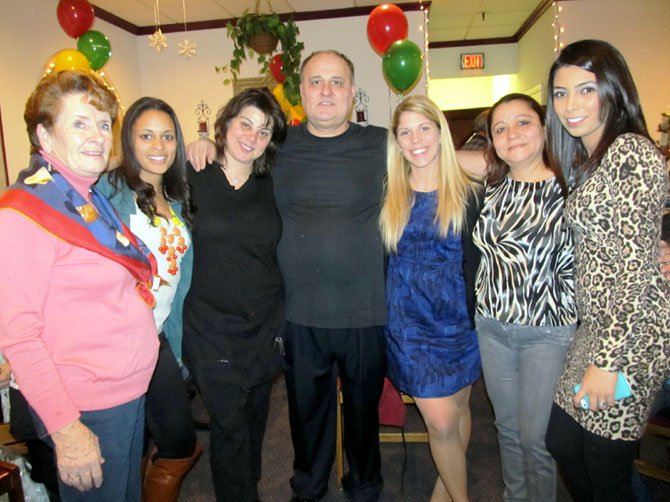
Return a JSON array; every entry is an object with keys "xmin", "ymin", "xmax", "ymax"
[{"xmin": 385, "ymin": 191, "xmax": 481, "ymax": 398}]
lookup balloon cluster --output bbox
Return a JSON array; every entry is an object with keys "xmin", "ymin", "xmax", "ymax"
[
  {"xmin": 45, "ymin": 0, "xmax": 112, "ymax": 75},
  {"xmin": 267, "ymin": 54, "xmax": 305, "ymax": 126},
  {"xmin": 272, "ymin": 81, "xmax": 306, "ymax": 126},
  {"xmin": 367, "ymin": 4, "xmax": 423, "ymax": 95}
]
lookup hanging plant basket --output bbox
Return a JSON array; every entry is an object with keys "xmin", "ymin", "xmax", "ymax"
[
  {"xmin": 215, "ymin": 0, "xmax": 304, "ymax": 106},
  {"xmin": 249, "ymin": 33, "xmax": 278, "ymax": 54}
]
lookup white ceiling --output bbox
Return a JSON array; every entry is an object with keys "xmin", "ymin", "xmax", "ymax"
[{"xmin": 90, "ymin": 0, "xmax": 550, "ymax": 44}]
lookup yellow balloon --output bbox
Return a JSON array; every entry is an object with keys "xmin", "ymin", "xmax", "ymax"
[
  {"xmin": 272, "ymin": 83, "xmax": 284, "ymax": 101},
  {"xmin": 272, "ymin": 83, "xmax": 291, "ymax": 113},
  {"xmin": 289, "ymin": 104, "xmax": 305, "ymax": 123},
  {"xmin": 49, "ymin": 49, "xmax": 92, "ymax": 74},
  {"xmin": 293, "ymin": 104, "xmax": 305, "ymax": 120}
]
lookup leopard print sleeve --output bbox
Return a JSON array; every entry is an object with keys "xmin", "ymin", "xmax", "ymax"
[{"xmin": 592, "ymin": 134, "xmax": 668, "ymax": 370}]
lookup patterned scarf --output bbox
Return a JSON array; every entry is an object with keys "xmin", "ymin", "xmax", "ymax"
[{"xmin": 0, "ymin": 153, "xmax": 157, "ymax": 307}]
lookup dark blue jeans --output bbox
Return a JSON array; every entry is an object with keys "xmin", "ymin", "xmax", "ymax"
[{"xmin": 34, "ymin": 397, "xmax": 145, "ymax": 502}]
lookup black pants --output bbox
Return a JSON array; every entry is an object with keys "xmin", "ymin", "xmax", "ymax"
[
  {"xmin": 284, "ymin": 323, "xmax": 386, "ymax": 501},
  {"xmin": 144, "ymin": 333, "xmax": 197, "ymax": 459},
  {"xmin": 545, "ymin": 403, "xmax": 638, "ymax": 502},
  {"xmin": 187, "ymin": 358, "xmax": 273, "ymax": 502}
]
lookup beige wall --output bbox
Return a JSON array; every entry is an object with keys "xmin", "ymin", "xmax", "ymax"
[
  {"xmin": 0, "ymin": 0, "xmax": 141, "ymax": 183},
  {"xmin": 559, "ymin": 0, "xmax": 670, "ymax": 142},
  {"xmin": 516, "ymin": 5, "xmax": 555, "ymax": 103}
]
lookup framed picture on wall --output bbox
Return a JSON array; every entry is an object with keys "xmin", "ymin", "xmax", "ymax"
[
  {"xmin": 233, "ymin": 76, "xmax": 274, "ymax": 96},
  {"xmin": 0, "ymin": 107, "xmax": 8, "ymax": 193}
]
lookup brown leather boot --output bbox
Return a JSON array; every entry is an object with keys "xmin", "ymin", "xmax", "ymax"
[{"xmin": 143, "ymin": 442, "xmax": 204, "ymax": 502}]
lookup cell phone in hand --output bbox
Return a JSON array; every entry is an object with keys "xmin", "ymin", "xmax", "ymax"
[{"xmin": 573, "ymin": 372, "xmax": 633, "ymax": 410}]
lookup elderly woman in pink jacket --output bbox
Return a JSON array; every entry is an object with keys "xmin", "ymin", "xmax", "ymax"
[{"xmin": 0, "ymin": 71, "xmax": 158, "ymax": 501}]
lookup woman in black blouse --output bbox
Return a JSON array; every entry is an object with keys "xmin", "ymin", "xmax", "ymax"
[{"xmin": 182, "ymin": 88, "xmax": 287, "ymax": 502}]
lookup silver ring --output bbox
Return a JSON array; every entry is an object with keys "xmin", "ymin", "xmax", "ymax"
[{"xmin": 598, "ymin": 401, "xmax": 608, "ymax": 409}]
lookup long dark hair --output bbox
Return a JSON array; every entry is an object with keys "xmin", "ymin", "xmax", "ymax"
[
  {"xmin": 110, "ymin": 97, "xmax": 194, "ymax": 227},
  {"xmin": 213, "ymin": 87, "xmax": 287, "ymax": 177},
  {"xmin": 486, "ymin": 93, "xmax": 567, "ymax": 196},
  {"xmin": 546, "ymin": 39, "xmax": 651, "ymax": 186}
]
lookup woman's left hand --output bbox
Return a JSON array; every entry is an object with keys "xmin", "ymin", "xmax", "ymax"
[
  {"xmin": 51, "ymin": 420, "xmax": 104, "ymax": 491},
  {"xmin": 573, "ymin": 365, "xmax": 618, "ymax": 412}
]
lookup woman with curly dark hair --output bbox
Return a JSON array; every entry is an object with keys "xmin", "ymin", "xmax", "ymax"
[{"xmin": 182, "ymin": 87, "xmax": 288, "ymax": 502}]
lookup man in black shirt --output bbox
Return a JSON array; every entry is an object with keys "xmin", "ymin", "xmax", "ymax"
[{"xmin": 274, "ymin": 51, "xmax": 387, "ymax": 502}]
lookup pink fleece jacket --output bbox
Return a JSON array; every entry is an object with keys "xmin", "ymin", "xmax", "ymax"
[{"xmin": 0, "ymin": 165, "xmax": 158, "ymax": 434}]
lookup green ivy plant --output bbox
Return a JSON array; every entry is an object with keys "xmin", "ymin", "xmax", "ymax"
[{"xmin": 215, "ymin": 10, "xmax": 304, "ymax": 106}]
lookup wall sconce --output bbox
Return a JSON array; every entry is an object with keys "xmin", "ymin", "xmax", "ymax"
[
  {"xmin": 354, "ymin": 88, "xmax": 369, "ymax": 126},
  {"xmin": 195, "ymin": 100, "xmax": 211, "ymax": 139}
]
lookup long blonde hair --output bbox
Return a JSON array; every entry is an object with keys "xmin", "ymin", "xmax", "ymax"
[{"xmin": 379, "ymin": 95, "xmax": 477, "ymax": 253}]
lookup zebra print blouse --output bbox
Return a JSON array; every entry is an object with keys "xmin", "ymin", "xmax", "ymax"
[{"xmin": 472, "ymin": 176, "xmax": 577, "ymax": 326}]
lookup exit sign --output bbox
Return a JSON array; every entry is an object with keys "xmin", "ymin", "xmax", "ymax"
[{"xmin": 461, "ymin": 53, "xmax": 485, "ymax": 69}]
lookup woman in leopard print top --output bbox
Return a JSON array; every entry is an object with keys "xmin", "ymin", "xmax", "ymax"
[{"xmin": 544, "ymin": 39, "xmax": 670, "ymax": 501}]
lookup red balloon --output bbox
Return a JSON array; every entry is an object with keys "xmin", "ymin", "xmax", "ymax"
[
  {"xmin": 269, "ymin": 54, "xmax": 286, "ymax": 83},
  {"xmin": 367, "ymin": 4, "xmax": 408, "ymax": 55},
  {"xmin": 57, "ymin": 0, "xmax": 95, "ymax": 39}
]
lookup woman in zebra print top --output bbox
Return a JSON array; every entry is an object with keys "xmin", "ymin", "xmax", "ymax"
[{"xmin": 472, "ymin": 93, "xmax": 578, "ymax": 502}]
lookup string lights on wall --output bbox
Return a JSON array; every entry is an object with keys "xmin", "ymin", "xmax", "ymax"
[
  {"xmin": 418, "ymin": 0, "xmax": 430, "ymax": 93},
  {"xmin": 551, "ymin": 1, "xmax": 564, "ymax": 55}
]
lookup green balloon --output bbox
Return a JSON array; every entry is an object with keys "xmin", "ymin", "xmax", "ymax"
[
  {"xmin": 77, "ymin": 30, "xmax": 112, "ymax": 71},
  {"xmin": 382, "ymin": 40, "xmax": 423, "ymax": 94}
]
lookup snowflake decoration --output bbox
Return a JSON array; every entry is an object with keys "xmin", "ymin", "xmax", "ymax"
[
  {"xmin": 148, "ymin": 29, "xmax": 168, "ymax": 52},
  {"xmin": 178, "ymin": 39, "xmax": 197, "ymax": 59}
]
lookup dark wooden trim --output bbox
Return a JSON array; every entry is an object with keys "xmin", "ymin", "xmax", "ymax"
[
  {"xmin": 93, "ymin": 4, "xmax": 140, "ymax": 35},
  {"xmin": 136, "ymin": 18, "xmax": 234, "ymax": 36},
  {"xmin": 91, "ymin": 0, "xmax": 562, "ymax": 48},
  {"xmin": 430, "ymin": 37, "xmax": 515, "ymax": 49},
  {"xmin": 514, "ymin": 0, "xmax": 554, "ymax": 40},
  {"xmin": 95, "ymin": 2, "xmax": 430, "ymax": 36}
]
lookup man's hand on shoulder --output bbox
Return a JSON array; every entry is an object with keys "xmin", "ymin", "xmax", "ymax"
[{"xmin": 186, "ymin": 139, "xmax": 216, "ymax": 172}]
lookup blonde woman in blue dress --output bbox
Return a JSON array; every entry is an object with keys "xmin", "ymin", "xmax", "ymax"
[{"xmin": 380, "ymin": 95, "xmax": 482, "ymax": 502}]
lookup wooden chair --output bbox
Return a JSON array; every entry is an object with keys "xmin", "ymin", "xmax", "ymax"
[
  {"xmin": 0, "ymin": 460, "xmax": 24, "ymax": 502},
  {"xmin": 0, "ymin": 422, "xmax": 27, "ymax": 502},
  {"xmin": 335, "ymin": 378, "xmax": 428, "ymax": 488},
  {"xmin": 636, "ymin": 411, "xmax": 670, "ymax": 483},
  {"xmin": 0, "ymin": 423, "xmax": 27, "ymax": 457}
]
